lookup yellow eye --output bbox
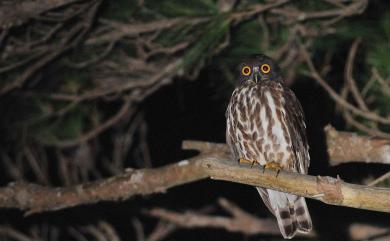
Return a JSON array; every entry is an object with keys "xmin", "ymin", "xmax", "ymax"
[
  {"xmin": 260, "ymin": 64, "xmax": 271, "ymax": 74},
  {"xmin": 241, "ymin": 66, "xmax": 251, "ymax": 76}
]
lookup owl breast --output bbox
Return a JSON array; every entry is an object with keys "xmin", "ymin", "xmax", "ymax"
[{"xmin": 226, "ymin": 81, "xmax": 295, "ymax": 170}]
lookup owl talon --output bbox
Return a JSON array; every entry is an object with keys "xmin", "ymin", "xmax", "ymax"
[
  {"xmin": 263, "ymin": 161, "xmax": 282, "ymax": 177},
  {"xmin": 239, "ymin": 158, "xmax": 257, "ymax": 167}
]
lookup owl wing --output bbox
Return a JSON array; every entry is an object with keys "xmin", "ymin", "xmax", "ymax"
[
  {"xmin": 225, "ymin": 93, "xmax": 240, "ymax": 161},
  {"xmin": 257, "ymin": 86, "xmax": 312, "ymax": 238},
  {"xmin": 283, "ymin": 87, "xmax": 309, "ymax": 174}
]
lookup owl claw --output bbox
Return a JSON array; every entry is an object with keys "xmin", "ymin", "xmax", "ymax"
[
  {"xmin": 239, "ymin": 158, "xmax": 257, "ymax": 167},
  {"xmin": 263, "ymin": 161, "xmax": 282, "ymax": 177},
  {"xmin": 276, "ymin": 169, "xmax": 281, "ymax": 177}
]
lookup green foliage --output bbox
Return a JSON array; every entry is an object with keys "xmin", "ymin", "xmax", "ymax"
[
  {"xmin": 182, "ymin": 15, "xmax": 230, "ymax": 72},
  {"xmin": 36, "ymin": 111, "xmax": 84, "ymax": 143},
  {"xmin": 383, "ymin": 178, "xmax": 390, "ymax": 188},
  {"xmin": 156, "ymin": 24, "xmax": 195, "ymax": 46},
  {"xmin": 359, "ymin": 14, "xmax": 390, "ymax": 128},
  {"xmin": 367, "ymin": 13, "xmax": 390, "ymax": 76},
  {"xmin": 224, "ymin": 21, "xmax": 264, "ymax": 61}
]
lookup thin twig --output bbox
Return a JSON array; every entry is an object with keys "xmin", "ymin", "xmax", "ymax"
[
  {"xmin": 300, "ymin": 43, "xmax": 390, "ymax": 125},
  {"xmin": 345, "ymin": 38, "xmax": 368, "ymax": 111},
  {"xmin": 146, "ymin": 197, "xmax": 315, "ymax": 237},
  {"xmin": 43, "ymin": 98, "xmax": 134, "ymax": 148},
  {"xmin": 368, "ymin": 172, "xmax": 390, "ymax": 187}
]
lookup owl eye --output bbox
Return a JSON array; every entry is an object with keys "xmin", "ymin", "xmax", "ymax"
[
  {"xmin": 260, "ymin": 64, "xmax": 271, "ymax": 74},
  {"xmin": 241, "ymin": 66, "xmax": 251, "ymax": 76}
]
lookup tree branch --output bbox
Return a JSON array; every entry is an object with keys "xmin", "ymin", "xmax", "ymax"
[
  {"xmin": 0, "ymin": 154, "xmax": 207, "ymax": 215},
  {"xmin": 1, "ymin": 135, "xmax": 390, "ymax": 215},
  {"xmin": 325, "ymin": 125, "xmax": 390, "ymax": 165},
  {"xmin": 0, "ymin": 0, "xmax": 81, "ymax": 29},
  {"xmin": 146, "ymin": 198, "xmax": 285, "ymax": 236}
]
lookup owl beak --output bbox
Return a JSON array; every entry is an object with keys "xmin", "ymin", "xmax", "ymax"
[{"xmin": 253, "ymin": 67, "xmax": 261, "ymax": 83}]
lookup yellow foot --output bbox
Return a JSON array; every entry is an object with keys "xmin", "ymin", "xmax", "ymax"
[
  {"xmin": 239, "ymin": 158, "xmax": 258, "ymax": 168},
  {"xmin": 263, "ymin": 161, "xmax": 282, "ymax": 177}
]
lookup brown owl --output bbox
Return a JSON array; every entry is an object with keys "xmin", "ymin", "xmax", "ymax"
[{"xmin": 225, "ymin": 54, "xmax": 312, "ymax": 239}]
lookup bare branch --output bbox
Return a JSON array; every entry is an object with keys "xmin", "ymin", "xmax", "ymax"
[
  {"xmin": 146, "ymin": 198, "xmax": 318, "ymax": 237},
  {"xmin": 271, "ymin": 0, "xmax": 367, "ymax": 23},
  {"xmin": 0, "ymin": 0, "xmax": 82, "ymax": 29},
  {"xmin": 0, "ymin": 152, "xmax": 208, "ymax": 215},
  {"xmin": 368, "ymin": 172, "xmax": 390, "ymax": 187},
  {"xmin": 372, "ymin": 68, "xmax": 390, "ymax": 97},
  {"xmin": 0, "ymin": 137, "xmax": 390, "ymax": 215},
  {"xmin": 145, "ymin": 222, "xmax": 176, "ymax": 241},
  {"xmin": 146, "ymin": 198, "xmax": 281, "ymax": 235},
  {"xmin": 300, "ymin": 43, "xmax": 390, "ymax": 125},
  {"xmin": 345, "ymin": 38, "xmax": 368, "ymax": 111},
  {"xmin": 349, "ymin": 223, "xmax": 390, "ymax": 241},
  {"xmin": 325, "ymin": 125, "xmax": 390, "ymax": 165},
  {"xmin": 0, "ymin": 226, "xmax": 35, "ymax": 241}
]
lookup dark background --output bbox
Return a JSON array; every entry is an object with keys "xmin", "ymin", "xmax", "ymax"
[{"xmin": 0, "ymin": 0, "xmax": 389, "ymax": 241}]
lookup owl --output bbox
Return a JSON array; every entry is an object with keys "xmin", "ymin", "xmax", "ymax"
[{"xmin": 225, "ymin": 54, "xmax": 312, "ymax": 239}]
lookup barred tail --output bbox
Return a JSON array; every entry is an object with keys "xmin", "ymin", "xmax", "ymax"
[
  {"xmin": 295, "ymin": 196, "xmax": 312, "ymax": 233},
  {"xmin": 257, "ymin": 188, "xmax": 312, "ymax": 239}
]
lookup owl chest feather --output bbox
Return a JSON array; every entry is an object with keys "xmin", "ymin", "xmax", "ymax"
[{"xmin": 227, "ymin": 82, "xmax": 295, "ymax": 169}]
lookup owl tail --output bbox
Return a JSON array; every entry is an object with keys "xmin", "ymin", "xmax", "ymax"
[{"xmin": 257, "ymin": 188, "xmax": 312, "ymax": 239}]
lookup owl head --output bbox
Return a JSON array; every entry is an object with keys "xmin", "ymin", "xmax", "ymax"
[{"xmin": 238, "ymin": 54, "xmax": 283, "ymax": 84}]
